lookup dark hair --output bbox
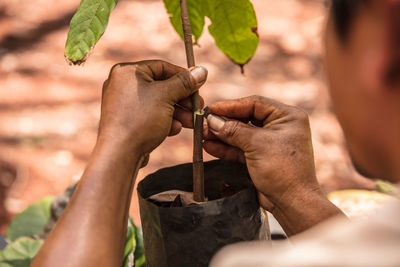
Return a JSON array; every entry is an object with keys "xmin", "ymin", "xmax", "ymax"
[{"xmin": 331, "ymin": 0, "xmax": 366, "ymax": 40}]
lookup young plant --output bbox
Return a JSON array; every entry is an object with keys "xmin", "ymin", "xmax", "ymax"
[
  {"xmin": 64, "ymin": 0, "xmax": 259, "ymax": 201},
  {"xmin": 0, "ymin": 192, "xmax": 145, "ymax": 267}
]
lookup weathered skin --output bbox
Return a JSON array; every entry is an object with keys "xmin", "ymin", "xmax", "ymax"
[
  {"xmin": 31, "ymin": 59, "xmax": 342, "ymax": 266},
  {"xmin": 31, "ymin": 60, "xmax": 208, "ymax": 267},
  {"xmin": 210, "ymin": 0, "xmax": 400, "ymax": 266},
  {"xmin": 203, "ymin": 96, "xmax": 344, "ymax": 236},
  {"xmin": 32, "ymin": 0, "xmax": 400, "ymax": 265}
]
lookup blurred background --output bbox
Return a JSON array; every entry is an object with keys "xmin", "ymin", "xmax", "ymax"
[{"xmin": 0, "ymin": 0, "xmax": 375, "ymax": 231}]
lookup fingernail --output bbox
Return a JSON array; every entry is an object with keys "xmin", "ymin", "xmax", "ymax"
[
  {"xmin": 207, "ymin": 114, "xmax": 225, "ymax": 132},
  {"xmin": 190, "ymin": 66, "xmax": 208, "ymax": 86}
]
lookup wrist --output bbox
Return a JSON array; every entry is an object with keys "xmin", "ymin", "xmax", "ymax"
[
  {"xmin": 91, "ymin": 135, "xmax": 145, "ymax": 177},
  {"xmin": 269, "ymin": 186, "xmax": 344, "ymax": 236},
  {"xmin": 96, "ymin": 131, "xmax": 145, "ymax": 159}
]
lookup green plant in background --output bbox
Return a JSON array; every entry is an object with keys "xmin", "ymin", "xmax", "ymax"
[
  {"xmin": 124, "ymin": 218, "xmax": 145, "ymax": 267},
  {"xmin": 0, "ymin": 197, "xmax": 53, "ymax": 267},
  {"xmin": 163, "ymin": 0, "xmax": 258, "ymax": 67},
  {"xmin": 64, "ymin": 0, "xmax": 259, "ymax": 68},
  {"xmin": 0, "ymin": 196, "xmax": 144, "ymax": 267},
  {"xmin": 64, "ymin": 0, "xmax": 117, "ymax": 64},
  {"xmin": 6, "ymin": 197, "xmax": 53, "ymax": 242},
  {"xmin": 0, "ymin": 237, "xmax": 43, "ymax": 267},
  {"xmin": 376, "ymin": 179, "xmax": 400, "ymax": 196}
]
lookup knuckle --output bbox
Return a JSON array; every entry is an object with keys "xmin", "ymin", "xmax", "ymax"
[
  {"xmin": 110, "ymin": 63, "xmax": 137, "ymax": 77},
  {"xmin": 176, "ymin": 71, "xmax": 193, "ymax": 91},
  {"xmin": 244, "ymin": 95, "xmax": 264, "ymax": 105},
  {"xmin": 252, "ymin": 95, "xmax": 268, "ymax": 107},
  {"xmin": 222, "ymin": 120, "xmax": 241, "ymax": 139},
  {"xmin": 101, "ymin": 80, "xmax": 108, "ymax": 93},
  {"xmin": 249, "ymin": 95, "xmax": 264, "ymax": 102},
  {"xmin": 110, "ymin": 63, "xmax": 123, "ymax": 75},
  {"xmin": 292, "ymin": 107, "xmax": 309, "ymax": 124},
  {"xmin": 248, "ymin": 95, "xmax": 280, "ymax": 109}
]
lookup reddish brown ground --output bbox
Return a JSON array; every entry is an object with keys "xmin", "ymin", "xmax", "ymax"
[{"xmin": 0, "ymin": 0, "xmax": 375, "ymax": 232}]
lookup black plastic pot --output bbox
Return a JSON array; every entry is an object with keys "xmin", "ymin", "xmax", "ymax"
[{"xmin": 137, "ymin": 160, "xmax": 262, "ymax": 267}]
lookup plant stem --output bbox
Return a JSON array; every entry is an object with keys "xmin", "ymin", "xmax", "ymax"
[
  {"xmin": 193, "ymin": 112, "xmax": 205, "ymax": 201},
  {"xmin": 180, "ymin": 0, "xmax": 205, "ymax": 202}
]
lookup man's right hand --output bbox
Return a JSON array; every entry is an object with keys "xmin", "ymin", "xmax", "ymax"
[{"xmin": 204, "ymin": 96, "xmax": 343, "ymax": 235}]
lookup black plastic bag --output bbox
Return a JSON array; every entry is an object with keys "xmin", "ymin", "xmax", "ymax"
[{"xmin": 138, "ymin": 160, "xmax": 262, "ymax": 267}]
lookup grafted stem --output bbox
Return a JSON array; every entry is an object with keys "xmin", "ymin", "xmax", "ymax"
[{"xmin": 180, "ymin": 0, "xmax": 205, "ymax": 202}]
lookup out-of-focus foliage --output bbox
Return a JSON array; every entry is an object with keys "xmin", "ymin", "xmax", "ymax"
[
  {"xmin": 1, "ymin": 197, "xmax": 144, "ymax": 267},
  {"xmin": 164, "ymin": 0, "xmax": 259, "ymax": 66},
  {"xmin": 123, "ymin": 217, "xmax": 145, "ymax": 267},
  {"xmin": 164, "ymin": 0, "xmax": 204, "ymax": 43},
  {"xmin": 204, "ymin": 0, "xmax": 258, "ymax": 65},
  {"xmin": 65, "ymin": 0, "xmax": 258, "ymax": 67},
  {"xmin": 376, "ymin": 180, "xmax": 400, "ymax": 196},
  {"xmin": 6, "ymin": 197, "xmax": 53, "ymax": 242},
  {"xmin": 0, "ymin": 237, "xmax": 43, "ymax": 267},
  {"xmin": 65, "ymin": 0, "xmax": 118, "ymax": 64}
]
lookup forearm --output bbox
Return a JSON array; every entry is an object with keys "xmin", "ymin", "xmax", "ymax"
[
  {"xmin": 271, "ymin": 188, "xmax": 345, "ymax": 236},
  {"xmin": 32, "ymin": 138, "xmax": 143, "ymax": 267}
]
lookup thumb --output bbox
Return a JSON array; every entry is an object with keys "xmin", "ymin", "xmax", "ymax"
[
  {"xmin": 161, "ymin": 66, "xmax": 208, "ymax": 103},
  {"xmin": 207, "ymin": 114, "xmax": 256, "ymax": 151}
]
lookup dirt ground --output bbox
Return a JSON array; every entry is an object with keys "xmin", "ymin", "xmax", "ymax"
[{"xmin": 0, "ymin": 0, "xmax": 375, "ymax": 231}]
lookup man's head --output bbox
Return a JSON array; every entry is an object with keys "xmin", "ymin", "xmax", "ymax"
[{"xmin": 324, "ymin": 0, "xmax": 400, "ymax": 182}]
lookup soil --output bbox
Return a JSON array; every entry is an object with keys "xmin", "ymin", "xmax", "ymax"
[
  {"xmin": 0, "ymin": 0, "xmax": 375, "ymax": 232},
  {"xmin": 148, "ymin": 182, "xmax": 245, "ymax": 208}
]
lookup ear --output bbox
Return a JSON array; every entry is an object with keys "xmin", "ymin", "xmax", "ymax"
[
  {"xmin": 384, "ymin": 0, "xmax": 400, "ymax": 84},
  {"xmin": 358, "ymin": 0, "xmax": 400, "ymax": 93}
]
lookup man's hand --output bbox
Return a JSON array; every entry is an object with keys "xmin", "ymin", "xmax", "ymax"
[
  {"xmin": 98, "ymin": 60, "xmax": 207, "ymax": 156},
  {"xmin": 204, "ymin": 96, "xmax": 343, "ymax": 235},
  {"xmin": 31, "ymin": 60, "xmax": 207, "ymax": 267}
]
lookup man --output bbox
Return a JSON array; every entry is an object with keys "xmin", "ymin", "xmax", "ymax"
[{"xmin": 32, "ymin": 0, "xmax": 400, "ymax": 266}]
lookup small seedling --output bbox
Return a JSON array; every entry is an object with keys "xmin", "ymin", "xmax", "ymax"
[{"xmin": 64, "ymin": 0, "xmax": 259, "ymax": 202}]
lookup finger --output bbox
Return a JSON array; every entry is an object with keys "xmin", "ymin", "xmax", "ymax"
[
  {"xmin": 157, "ymin": 66, "xmax": 208, "ymax": 103},
  {"xmin": 168, "ymin": 120, "xmax": 182, "ymax": 136},
  {"xmin": 173, "ymin": 107, "xmax": 193, "ymax": 128},
  {"xmin": 101, "ymin": 79, "xmax": 109, "ymax": 102},
  {"xmin": 209, "ymin": 96, "xmax": 290, "ymax": 125},
  {"xmin": 178, "ymin": 95, "xmax": 205, "ymax": 111},
  {"xmin": 111, "ymin": 60, "xmax": 202, "ymax": 82},
  {"xmin": 206, "ymin": 114, "xmax": 257, "ymax": 151},
  {"xmin": 134, "ymin": 60, "xmax": 186, "ymax": 80},
  {"xmin": 203, "ymin": 122, "xmax": 218, "ymax": 140},
  {"xmin": 203, "ymin": 140, "xmax": 246, "ymax": 163}
]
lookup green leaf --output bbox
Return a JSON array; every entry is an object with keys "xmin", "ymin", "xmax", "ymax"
[
  {"xmin": 134, "ymin": 255, "xmax": 145, "ymax": 267},
  {"xmin": 204, "ymin": 0, "xmax": 259, "ymax": 65},
  {"xmin": 0, "ymin": 237, "xmax": 43, "ymax": 267},
  {"xmin": 163, "ymin": 0, "xmax": 258, "ymax": 66},
  {"xmin": 133, "ymin": 225, "xmax": 145, "ymax": 267},
  {"xmin": 376, "ymin": 179, "xmax": 400, "ymax": 196},
  {"xmin": 65, "ymin": 0, "xmax": 118, "ymax": 64},
  {"xmin": 123, "ymin": 217, "xmax": 145, "ymax": 267},
  {"xmin": 163, "ymin": 0, "xmax": 205, "ymax": 43},
  {"xmin": 6, "ymin": 197, "xmax": 53, "ymax": 242},
  {"xmin": 123, "ymin": 218, "xmax": 136, "ymax": 267}
]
